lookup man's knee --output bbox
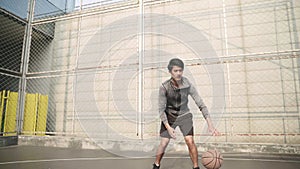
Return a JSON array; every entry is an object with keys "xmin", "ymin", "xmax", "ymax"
[
  {"xmin": 185, "ymin": 136, "xmax": 196, "ymax": 147},
  {"xmin": 160, "ymin": 138, "xmax": 170, "ymax": 148}
]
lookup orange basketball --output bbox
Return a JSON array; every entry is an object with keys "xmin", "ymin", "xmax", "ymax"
[{"xmin": 201, "ymin": 150, "xmax": 223, "ymax": 169}]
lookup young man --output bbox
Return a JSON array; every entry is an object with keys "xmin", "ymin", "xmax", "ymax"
[{"xmin": 153, "ymin": 58, "xmax": 220, "ymax": 169}]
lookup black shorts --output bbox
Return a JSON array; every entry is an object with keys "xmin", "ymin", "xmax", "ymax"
[{"xmin": 160, "ymin": 113, "xmax": 194, "ymax": 138}]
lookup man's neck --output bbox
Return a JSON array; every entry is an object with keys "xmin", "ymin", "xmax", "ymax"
[{"xmin": 171, "ymin": 77, "xmax": 182, "ymax": 88}]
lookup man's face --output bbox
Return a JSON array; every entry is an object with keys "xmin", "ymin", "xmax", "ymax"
[{"xmin": 170, "ymin": 65, "xmax": 183, "ymax": 81}]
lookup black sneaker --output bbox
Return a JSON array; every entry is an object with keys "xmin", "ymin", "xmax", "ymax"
[
  {"xmin": 193, "ymin": 167, "xmax": 200, "ymax": 169},
  {"xmin": 152, "ymin": 163, "xmax": 160, "ymax": 169}
]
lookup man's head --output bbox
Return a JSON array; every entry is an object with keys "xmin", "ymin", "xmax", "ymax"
[{"xmin": 168, "ymin": 58, "xmax": 184, "ymax": 81}]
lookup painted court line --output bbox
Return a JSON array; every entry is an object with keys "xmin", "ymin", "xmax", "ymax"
[{"xmin": 0, "ymin": 156, "xmax": 299, "ymax": 165}]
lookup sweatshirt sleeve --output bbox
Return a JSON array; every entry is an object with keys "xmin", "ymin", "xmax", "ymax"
[
  {"xmin": 158, "ymin": 85, "xmax": 168, "ymax": 124},
  {"xmin": 189, "ymin": 83, "xmax": 210, "ymax": 119}
]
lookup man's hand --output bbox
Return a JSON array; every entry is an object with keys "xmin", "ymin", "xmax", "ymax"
[
  {"xmin": 205, "ymin": 117, "xmax": 221, "ymax": 136},
  {"xmin": 165, "ymin": 124, "xmax": 176, "ymax": 139},
  {"xmin": 167, "ymin": 127, "xmax": 176, "ymax": 139},
  {"xmin": 208, "ymin": 126, "xmax": 220, "ymax": 136}
]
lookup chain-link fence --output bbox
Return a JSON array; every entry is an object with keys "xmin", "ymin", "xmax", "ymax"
[
  {"xmin": 0, "ymin": 2, "xmax": 25, "ymax": 136},
  {"xmin": 0, "ymin": 0, "xmax": 299, "ymax": 152}
]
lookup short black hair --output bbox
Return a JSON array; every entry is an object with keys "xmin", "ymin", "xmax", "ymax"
[{"xmin": 167, "ymin": 58, "xmax": 184, "ymax": 71}]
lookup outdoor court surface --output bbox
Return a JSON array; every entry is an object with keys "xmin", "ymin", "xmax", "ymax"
[{"xmin": 0, "ymin": 145, "xmax": 299, "ymax": 169}]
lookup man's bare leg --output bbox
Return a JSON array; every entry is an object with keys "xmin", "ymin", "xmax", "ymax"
[
  {"xmin": 154, "ymin": 137, "xmax": 170, "ymax": 166},
  {"xmin": 184, "ymin": 135, "xmax": 199, "ymax": 168}
]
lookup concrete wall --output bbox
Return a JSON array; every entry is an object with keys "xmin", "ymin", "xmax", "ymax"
[{"xmin": 27, "ymin": 0, "xmax": 300, "ymax": 145}]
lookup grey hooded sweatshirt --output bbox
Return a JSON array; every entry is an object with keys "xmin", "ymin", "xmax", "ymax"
[{"xmin": 159, "ymin": 76, "xmax": 210, "ymax": 125}]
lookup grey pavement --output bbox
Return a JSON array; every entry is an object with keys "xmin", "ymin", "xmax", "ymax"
[{"xmin": 0, "ymin": 146, "xmax": 299, "ymax": 169}]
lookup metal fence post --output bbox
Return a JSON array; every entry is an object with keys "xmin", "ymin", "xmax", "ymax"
[
  {"xmin": 138, "ymin": 0, "xmax": 145, "ymax": 140},
  {"xmin": 17, "ymin": 0, "xmax": 36, "ymax": 135}
]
